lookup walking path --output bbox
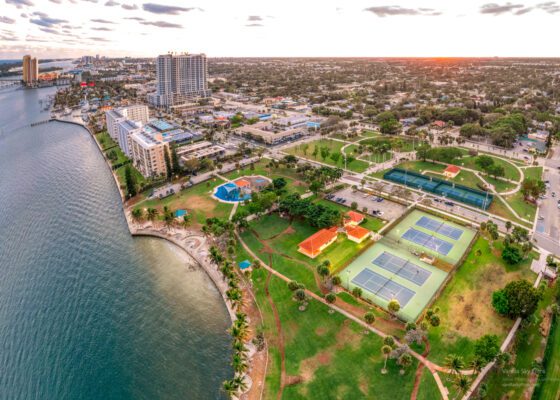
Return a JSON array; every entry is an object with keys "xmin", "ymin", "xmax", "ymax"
[{"xmin": 235, "ymin": 231, "xmax": 482, "ymax": 400}]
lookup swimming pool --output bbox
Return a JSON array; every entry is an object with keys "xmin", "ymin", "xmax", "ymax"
[{"xmin": 214, "ymin": 182, "xmax": 251, "ymax": 202}]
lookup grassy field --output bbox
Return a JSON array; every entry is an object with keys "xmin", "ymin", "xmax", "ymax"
[
  {"xmin": 240, "ymin": 213, "xmax": 371, "ymax": 294},
  {"xmin": 284, "ymin": 139, "xmax": 370, "ymax": 173},
  {"xmin": 534, "ymin": 313, "xmax": 560, "ymax": 400},
  {"xmin": 426, "ymin": 235, "xmax": 537, "ymax": 364},
  {"xmin": 344, "ymin": 144, "xmax": 393, "ymax": 164},
  {"xmin": 451, "ymin": 154, "xmax": 521, "ymax": 182},
  {"xmin": 523, "ymin": 166, "xmax": 543, "ymax": 181},
  {"xmin": 416, "ymin": 368, "xmax": 441, "ymax": 400},
  {"xmin": 133, "ymin": 177, "xmax": 233, "ymax": 227},
  {"xmin": 504, "ymin": 191, "xmax": 537, "ymax": 221},
  {"xmin": 250, "ymin": 267, "xmax": 418, "ymax": 400},
  {"xmin": 484, "ymin": 286, "xmax": 555, "ymax": 400},
  {"xmin": 95, "ymin": 131, "xmax": 118, "ymax": 151},
  {"xmin": 358, "ymin": 136, "xmax": 424, "ymax": 153}
]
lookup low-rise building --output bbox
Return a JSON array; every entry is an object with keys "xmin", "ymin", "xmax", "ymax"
[
  {"xmin": 298, "ymin": 227, "xmax": 338, "ymax": 258},
  {"xmin": 345, "ymin": 225, "xmax": 371, "ymax": 243},
  {"xmin": 443, "ymin": 165, "xmax": 461, "ymax": 179},
  {"xmin": 176, "ymin": 141, "xmax": 225, "ymax": 162}
]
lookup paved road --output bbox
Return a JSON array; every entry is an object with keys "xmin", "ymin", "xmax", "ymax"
[{"xmin": 534, "ymin": 145, "xmax": 560, "ymax": 255}]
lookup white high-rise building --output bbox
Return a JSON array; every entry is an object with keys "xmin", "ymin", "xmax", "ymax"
[
  {"xmin": 105, "ymin": 104, "xmax": 149, "ymax": 141},
  {"xmin": 117, "ymin": 120, "xmax": 143, "ymax": 157},
  {"xmin": 147, "ymin": 52, "xmax": 211, "ymax": 108}
]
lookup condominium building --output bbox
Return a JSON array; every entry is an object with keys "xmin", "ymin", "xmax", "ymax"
[
  {"xmin": 105, "ymin": 104, "xmax": 149, "ymax": 140},
  {"xmin": 147, "ymin": 52, "xmax": 211, "ymax": 108},
  {"xmin": 117, "ymin": 120, "xmax": 142, "ymax": 157},
  {"xmin": 22, "ymin": 55, "xmax": 38, "ymax": 86},
  {"xmin": 130, "ymin": 130, "xmax": 169, "ymax": 178}
]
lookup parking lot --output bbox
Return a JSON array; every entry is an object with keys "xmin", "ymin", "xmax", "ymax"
[{"xmin": 326, "ymin": 187, "xmax": 407, "ymax": 221}]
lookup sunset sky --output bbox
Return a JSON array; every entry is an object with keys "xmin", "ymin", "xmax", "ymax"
[{"xmin": 1, "ymin": 0, "xmax": 559, "ymax": 59}]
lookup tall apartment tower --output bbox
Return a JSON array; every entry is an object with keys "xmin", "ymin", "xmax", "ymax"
[
  {"xmin": 22, "ymin": 55, "xmax": 38, "ymax": 86},
  {"xmin": 148, "ymin": 52, "xmax": 211, "ymax": 108}
]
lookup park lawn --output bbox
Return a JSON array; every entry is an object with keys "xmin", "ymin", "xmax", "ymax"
[
  {"xmin": 523, "ymin": 166, "xmax": 543, "ymax": 181},
  {"xmin": 504, "ymin": 191, "xmax": 537, "ymax": 222},
  {"xmin": 485, "ymin": 176, "xmax": 518, "ymax": 193},
  {"xmin": 250, "ymin": 213, "xmax": 291, "ymax": 239},
  {"xmin": 488, "ymin": 198, "xmax": 532, "ymax": 228},
  {"xmin": 360, "ymin": 130, "xmax": 380, "ymax": 138},
  {"xmin": 134, "ymin": 177, "xmax": 233, "ymax": 226},
  {"xmin": 284, "ymin": 139, "xmax": 370, "ymax": 173},
  {"xmin": 359, "ymin": 136, "xmax": 423, "ymax": 153},
  {"xmin": 252, "ymin": 268, "xmax": 418, "ymax": 400},
  {"xmin": 484, "ymin": 286, "xmax": 555, "ymax": 400},
  {"xmin": 416, "ymin": 368, "xmax": 442, "ymax": 400},
  {"xmin": 427, "ymin": 236, "xmax": 537, "ymax": 365},
  {"xmin": 344, "ymin": 144, "xmax": 393, "ymax": 164},
  {"xmin": 330, "ymin": 133, "xmax": 362, "ymax": 142},
  {"xmin": 451, "ymin": 154, "xmax": 521, "ymax": 182}
]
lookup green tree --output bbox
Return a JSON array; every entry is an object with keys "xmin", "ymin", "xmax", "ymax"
[
  {"xmin": 474, "ymin": 334, "xmax": 500, "ymax": 363},
  {"xmin": 164, "ymin": 148, "xmax": 172, "ymax": 181},
  {"xmin": 502, "ymin": 244, "xmax": 523, "ymax": 265},
  {"xmin": 170, "ymin": 144, "xmax": 181, "ymax": 175},
  {"xmin": 131, "ymin": 208, "xmax": 143, "ymax": 221},
  {"xmin": 445, "ymin": 354, "xmax": 465, "ymax": 375},
  {"xmin": 381, "ymin": 345, "xmax": 392, "ymax": 374},
  {"xmin": 124, "ymin": 165, "xmax": 137, "ymax": 197},
  {"xmin": 364, "ymin": 311, "xmax": 376, "ymax": 325},
  {"xmin": 325, "ymin": 293, "xmax": 336, "ymax": 304},
  {"xmin": 493, "ymin": 279, "xmax": 542, "ymax": 319},
  {"xmin": 388, "ymin": 299, "xmax": 401, "ymax": 317}
]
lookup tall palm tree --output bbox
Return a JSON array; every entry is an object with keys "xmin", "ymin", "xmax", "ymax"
[
  {"xmin": 445, "ymin": 354, "xmax": 465, "ymax": 375},
  {"xmin": 131, "ymin": 208, "xmax": 143, "ymax": 221},
  {"xmin": 146, "ymin": 208, "xmax": 158, "ymax": 221},
  {"xmin": 232, "ymin": 375, "xmax": 248, "ymax": 393},
  {"xmin": 231, "ymin": 353, "xmax": 248, "ymax": 374},
  {"xmin": 381, "ymin": 345, "xmax": 392, "ymax": 374},
  {"xmin": 222, "ymin": 379, "xmax": 237, "ymax": 399},
  {"xmin": 469, "ymin": 357, "xmax": 484, "ymax": 374},
  {"xmin": 453, "ymin": 375, "xmax": 471, "ymax": 399}
]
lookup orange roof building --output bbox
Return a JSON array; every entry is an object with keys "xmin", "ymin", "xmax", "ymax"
[
  {"xmin": 344, "ymin": 210, "xmax": 365, "ymax": 227},
  {"xmin": 345, "ymin": 225, "xmax": 371, "ymax": 243},
  {"xmin": 235, "ymin": 179, "xmax": 250, "ymax": 188},
  {"xmin": 298, "ymin": 227, "xmax": 338, "ymax": 258},
  {"xmin": 443, "ymin": 165, "xmax": 461, "ymax": 179}
]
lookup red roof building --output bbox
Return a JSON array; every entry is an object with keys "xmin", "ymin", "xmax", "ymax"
[
  {"xmin": 298, "ymin": 227, "xmax": 338, "ymax": 258},
  {"xmin": 345, "ymin": 226, "xmax": 371, "ymax": 243},
  {"xmin": 235, "ymin": 179, "xmax": 250, "ymax": 188},
  {"xmin": 443, "ymin": 165, "xmax": 461, "ymax": 178},
  {"xmin": 344, "ymin": 211, "xmax": 365, "ymax": 227}
]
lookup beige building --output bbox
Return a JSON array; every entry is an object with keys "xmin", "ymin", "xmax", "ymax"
[
  {"xmin": 105, "ymin": 104, "xmax": 149, "ymax": 141},
  {"xmin": 22, "ymin": 55, "xmax": 38, "ymax": 86},
  {"xmin": 130, "ymin": 131, "xmax": 169, "ymax": 178}
]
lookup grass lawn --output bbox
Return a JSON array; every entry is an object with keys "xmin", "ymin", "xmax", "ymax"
[
  {"xmin": 488, "ymin": 197, "xmax": 532, "ymax": 228},
  {"xmin": 427, "ymin": 235, "xmax": 537, "ymax": 364},
  {"xmin": 95, "ymin": 131, "xmax": 118, "ymax": 151},
  {"xmin": 115, "ymin": 164, "xmax": 146, "ymax": 189},
  {"xmin": 106, "ymin": 146, "xmax": 129, "ymax": 166},
  {"xmin": 523, "ymin": 166, "xmax": 543, "ymax": 181},
  {"xmin": 485, "ymin": 176, "xmax": 518, "ymax": 193},
  {"xmin": 241, "ymin": 213, "xmax": 369, "ymax": 293},
  {"xmin": 360, "ymin": 130, "xmax": 380, "ymax": 138},
  {"xmin": 484, "ymin": 286, "xmax": 555, "ymax": 400},
  {"xmin": 358, "ymin": 136, "xmax": 424, "ymax": 153},
  {"xmin": 344, "ymin": 144, "xmax": 393, "ymax": 164},
  {"xmin": 134, "ymin": 177, "xmax": 233, "ymax": 227},
  {"xmin": 284, "ymin": 139, "xmax": 370, "ymax": 173},
  {"xmin": 251, "ymin": 268, "xmax": 418, "ymax": 400},
  {"xmin": 451, "ymin": 154, "xmax": 521, "ymax": 182},
  {"xmin": 416, "ymin": 368, "xmax": 441, "ymax": 400},
  {"xmin": 534, "ymin": 313, "xmax": 560, "ymax": 400},
  {"xmin": 503, "ymin": 191, "xmax": 537, "ymax": 222}
]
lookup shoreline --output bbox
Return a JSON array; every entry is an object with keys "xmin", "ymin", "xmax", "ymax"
[{"xmin": 53, "ymin": 117, "xmax": 236, "ymax": 321}]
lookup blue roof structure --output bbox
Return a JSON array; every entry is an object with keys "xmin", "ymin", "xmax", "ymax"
[
  {"xmin": 239, "ymin": 260, "xmax": 252, "ymax": 270},
  {"xmin": 175, "ymin": 209, "xmax": 188, "ymax": 218}
]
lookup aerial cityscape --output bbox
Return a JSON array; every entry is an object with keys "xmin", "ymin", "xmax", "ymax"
[{"xmin": 1, "ymin": 1, "xmax": 560, "ymax": 400}]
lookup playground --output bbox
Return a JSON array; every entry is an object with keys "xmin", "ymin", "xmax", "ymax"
[{"xmin": 213, "ymin": 175, "xmax": 271, "ymax": 203}]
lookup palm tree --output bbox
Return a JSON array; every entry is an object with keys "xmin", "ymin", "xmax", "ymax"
[
  {"xmin": 445, "ymin": 354, "xmax": 465, "ymax": 375},
  {"xmin": 231, "ymin": 353, "xmax": 248, "ymax": 374},
  {"xmin": 232, "ymin": 375, "xmax": 248, "ymax": 393},
  {"xmin": 453, "ymin": 375, "xmax": 471, "ymax": 398},
  {"xmin": 131, "ymin": 208, "xmax": 143, "ymax": 221},
  {"xmin": 381, "ymin": 345, "xmax": 392, "ymax": 374},
  {"xmin": 222, "ymin": 379, "xmax": 237, "ymax": 399},
  {"xmin": 316, "ymin": 264, "xmax": 330, "ymax": 282},
  {"xmin": 146, "ymin": 208, "xmax": 158, "ymax": 221},
  {"xmin": 469, "ymin": 357, "xmax": 484, "ymax": 374}
]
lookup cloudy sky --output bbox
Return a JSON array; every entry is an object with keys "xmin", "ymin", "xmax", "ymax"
[{"xmin": 1, "ymin": 0, "xmax": 559, "ymax": 59}]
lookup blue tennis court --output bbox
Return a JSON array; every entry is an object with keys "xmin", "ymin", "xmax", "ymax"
[
  {"xmin": 416, "ymin": 215, "xmax": 464, "ymax": 240},
  {"xmin": 352, "ymin": 268, "xmax": 416, "ymax": 307},
  {"xmin": 373, "ymin": 251, "xmax": 432, "ymax": 286},
  {"xmin": 402, "ymin": 228, "xmax": 454, "ymax": 256}
]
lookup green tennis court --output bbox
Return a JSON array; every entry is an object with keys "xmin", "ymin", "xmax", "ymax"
[
  {"xmin": 384, "ymin": 209, "xmax": 476, "ymax": 266},
  {"xmin": 340, "ymin": 241, "xmax": 448, "ymax": 322}
]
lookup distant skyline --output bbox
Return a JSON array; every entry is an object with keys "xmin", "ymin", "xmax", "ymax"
[{"xmin": 1, "ymin": 0, "xmax": 559, "ymax": 59}]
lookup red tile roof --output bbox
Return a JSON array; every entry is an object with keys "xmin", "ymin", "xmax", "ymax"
[
  {"xmin": 298, "ymin": 227, "xmax": 338, "ymax": 257},
  {"xmin": 345, "ymin": 211, "xmax": 364, "ymax": 224},
  {"xmin": 346, "ymin": 225, "xmax": 370, "ymax": 240},
  {"xmin": 444, "ymin": 165, "xmax": 461, "ymax": 174}
]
